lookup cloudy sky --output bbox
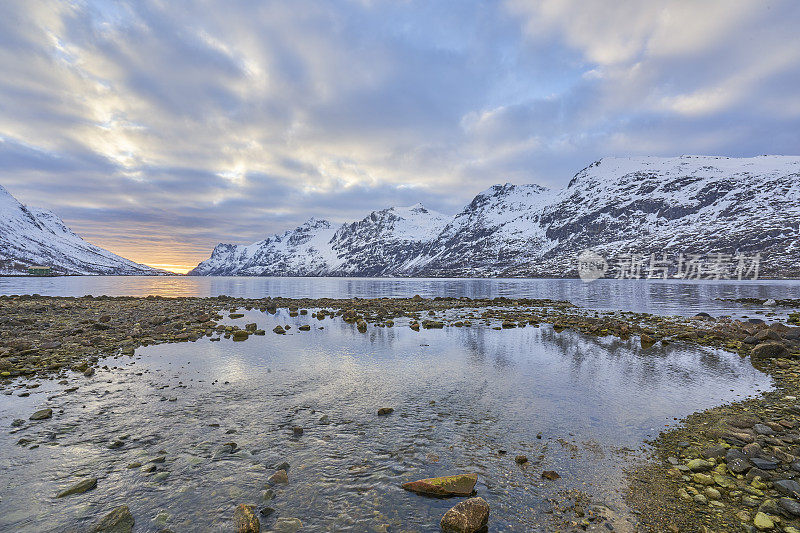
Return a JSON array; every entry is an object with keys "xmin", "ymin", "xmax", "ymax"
[{"xmin": 1, "ymin": 1, "xmax": 798, "ymax": 272}]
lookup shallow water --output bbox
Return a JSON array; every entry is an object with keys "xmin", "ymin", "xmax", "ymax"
[{"xmin": 0, "ymin": 308, "xmax": 771, "ymax": 531}]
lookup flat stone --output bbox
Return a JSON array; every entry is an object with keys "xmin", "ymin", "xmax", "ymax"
[
  {"xmin": 440, "ymin": 497, "xmax": 490, "ymax": 533},
  {"xmin": 541, "ymin": 470, "xmax": 560, "ymax": 480},
  {"xmin": 775, "ymin": 479, "xmax": 800, "ymax": 498},
  {"xmin": 57, "ymin": 477, "xmax": 97, "ymax": 497},
  {"xmin": 750, "ymin": 457, "xmax": 778, "ymax": 470},
  {"xmin": 273, "ymin": 517, "xmax": 302, "ymax": 533},
  {"xmin": 780, "ymin": 498, "xmax": 800, "ymax": 517},
  {"xmin": 29, "ymin": 408, "xmax": 52, "ymax": 421},
  {"xmin": 91, "ymin": 505, "xmax": 134, "ymax": 533},
  {"xmin": 402, "ymin": 473, "xmax": 477, "ymax": 496}
]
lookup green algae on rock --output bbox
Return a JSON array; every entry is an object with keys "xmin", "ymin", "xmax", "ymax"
[{"xmin": 402, "ymin": 473, "xmax": 478, "ymax": 496}]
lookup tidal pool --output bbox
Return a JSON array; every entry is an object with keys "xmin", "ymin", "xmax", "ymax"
[{"xmin": 0, "ymin": 308, "xmax": 771, "ymax": 531}]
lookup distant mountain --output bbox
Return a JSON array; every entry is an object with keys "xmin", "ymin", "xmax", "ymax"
[
  {"xmin": 0, "ymin": 185, "xmax": 161, "ymax": 275},
  {"xmin": 191, "ymin": 156, "xmax": 800, "ymax": 278},
  {"xmin": 191, "ymin": 204, "xmax": 450, "ymax": 276}
]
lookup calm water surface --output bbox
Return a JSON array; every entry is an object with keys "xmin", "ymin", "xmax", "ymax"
[
  {"xmin": 0, "ymin": 308, "xmax": 771, "ymax": 531},
  {"xmin": 1, "ymin": 276, "xmax": 799, "ymax": 316}
]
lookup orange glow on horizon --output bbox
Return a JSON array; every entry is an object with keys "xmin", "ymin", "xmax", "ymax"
[{"xmin": 145, "ymin": 263, "xmax": 194, "ymax": 274}]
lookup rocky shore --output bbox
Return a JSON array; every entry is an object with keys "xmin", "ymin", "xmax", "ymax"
[{"xmin": 1, "ymin": 294, "xmax": 799, "ymax": 532}]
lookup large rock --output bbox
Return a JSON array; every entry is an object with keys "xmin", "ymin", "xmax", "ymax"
[
  {"xmin": 440, "ymin": 497, "xmax": 489, "ymax": 533},
  {"xmin": 751, "ymin": 342, "xmax": 790, "ymax": 358},
  {"xmin": 401, "ymin": 473, "xmax": 477, "ymax": 496},
  {"xmin": 91, "ymin": 505, "xmax": 134, "ymax": 533},
  {"xmin": 233, "ymin": 504, "xmax": 260, "ymax": 533}
]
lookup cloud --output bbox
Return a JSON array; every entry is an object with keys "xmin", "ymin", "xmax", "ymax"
[{"xmin": 0, "ymin": 0, "xmax": 798, "ymax": 270}]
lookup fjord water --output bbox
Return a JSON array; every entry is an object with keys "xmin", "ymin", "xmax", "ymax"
[
  {"xmin": 1, "ymin": 275, "xmax": 799, "ymax": 316},
  {"xmin": 1, "ymin": 307, "xmax": 771, "ymax": 531}
]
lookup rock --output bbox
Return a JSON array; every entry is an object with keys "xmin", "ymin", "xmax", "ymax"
[
  {"xmin": 232, "ymin": 330, "xmax": 249, "ymax": 341},
  {"xmin": 751, "ymin": 342, "xmax": 790, "ymax": 358},
  {"xmin": 259, "ymin": 507, "xmax": 275, "ymax": 517},
  {"xmin": 514, "ymin": 455, "xmax": 528, "ymax": 464},
  {"xmin": 753, "ymin": 423, "xmax": 775, "ymax": 435},
  {"xmin": 292, "ymin": 426, "xmax": 304, "ymax": 437},
  {"xmin": 640, "ymin": 333, "xmax": 655, "ymax": 348},
  {"xmin": 91, "ymin": 505, "xmax": 134, "ymax": 533},
  {"xmin": 750, "ymin": 457, "xmax": 778, "ymax": 470},
  {"xmin": 298, "ymin": 325, "xmax": 310, "ymax": 331},
  {"xmin": 233, "ymin": 504, "xmax": 260, "ymax": 533},
  {"xmin": 57, "ymin": 477, "xmax": 97, "ymax": 497},
  {"xmin": 687, "ymin": 459, "xmax": 713, "ymax": 472},
  {"xmin": 701, "ymin": 445, "xmax": 727, "ymax": 460},
  {"xmin": 377, "ymin": 407, "xmax": 394, "ymax": 416},
  {"xmin": 692, "ymin": 473, "xmax": 715, "ymax": 485},
  {"xmin": 401, "ymin": 473, "xmax": 477, "ymax": 496},
  {"xmin": 753, "ymin": 511, "xmax": 774, "ymax": 530},
  {"xmin": 780, "ymin": 497, "xmax": 800, "ymax": 516},
  {"xmin": 29, "ymin": 408, "xmax": 52, "ymax": 420},
  {"xmin": 541, "ymin": 470, "xmax": 560, "ymax": 480},
  {"xmin": 440, "ymin": 497, "xmax": 490, "ymax": 533},
  {"xmin": 273, "ymin": 325, "xmax": 285, "ymax": 334},
  {"xmin": 268, "ymin": 469, "xmax": 288, "ymax": 484},
  {"xmin": 764, "ymin": 299, "xmax": 777, "ymax": 306},
  {"xmin": 728, "ymin": 457, "xmax": 753, "ymax": 474},
  {"xmin": 775, "ymin": 479, "xmax": 800, "ymax": 497},
  {"xmin": 742, "ymin": 442, "xmax": 763, "ymax": 457},
  {"xmin": 11, "ymin": 418, "xmax": 24, "ymax": 427},
  {"xmin": 273, "ymin": 517, "xmax": 302, "ymax": 533}
]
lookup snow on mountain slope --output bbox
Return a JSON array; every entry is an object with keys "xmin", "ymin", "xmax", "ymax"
[
  {"xmin": 408, "ymin": 184, "xmax": 554, "ymax": 276},
  {"xmin": 326, "ymin": 204, "xmax": 450, "ymax": 275},
  {"xmin": 190, "ymin": 218, "xmax": 338, "ymax": 276},
  {"xmin": 191, "ymin": 204, "xmax": 450, "ymax": 276},
  {"xmin": 524, "ymin": 155, "xmax": 800, "ymax": 277},
  {"xmin": 0, "ymin": 185, "xmax": 161, "ymax": 275},
  {"xmin": 191, "ymin": 155, "xmax": 800, "ymax": 278}
]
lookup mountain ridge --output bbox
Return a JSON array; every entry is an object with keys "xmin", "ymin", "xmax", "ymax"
[{"xmin": 191, "ymin": 155, "xmax": 800, "ymax": 279}]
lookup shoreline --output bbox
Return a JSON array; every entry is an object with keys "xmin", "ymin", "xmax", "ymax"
[{"xmin": 1, "ymin": 295, "xmax": 799, "ymax": 531}]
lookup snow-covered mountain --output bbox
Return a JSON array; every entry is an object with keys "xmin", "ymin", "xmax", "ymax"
[
  {"xmin": 0, "ymin": 185, "xmax": 161, "ymax": 275},
  {"xmin": 191, "ymin": 156, "xmax": 800, "ymax": 278},
  {"xmin": 191, "ymin": 204, "xmax": 450, "ymax": 276}
]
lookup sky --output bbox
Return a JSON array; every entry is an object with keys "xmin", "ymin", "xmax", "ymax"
[{"xmin": 1, "ymin": 1, "xmax": 799, "ymax": 273}]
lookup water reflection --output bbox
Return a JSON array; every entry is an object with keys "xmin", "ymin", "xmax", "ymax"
[
  {"xmin": 0, "ymin": 308, "xmax": 770, "ymax": 531},
  {"xmin": 0, "ymin": 276, "xmax": 798, "ymax": 317}
]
